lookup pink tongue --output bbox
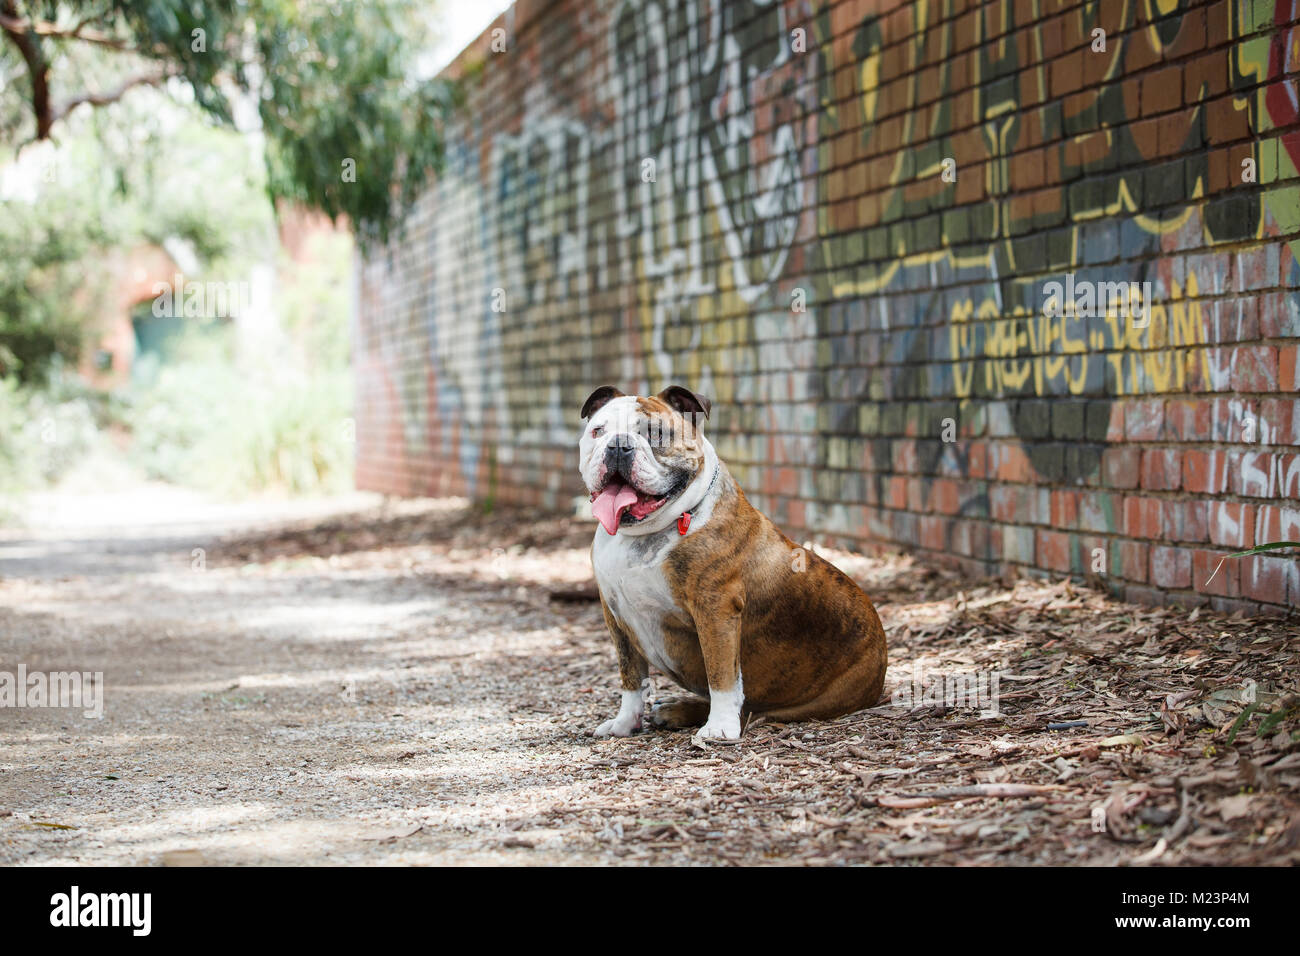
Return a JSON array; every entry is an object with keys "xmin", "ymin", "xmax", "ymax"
[{"xmin": 592, "ymin": 481, "xmax": 639, "ymax": 535}]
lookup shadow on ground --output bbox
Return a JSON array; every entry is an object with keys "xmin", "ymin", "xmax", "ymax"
[{"xmin": 0, "ymin": 492, "xmax": 1296, "ymax": 865}]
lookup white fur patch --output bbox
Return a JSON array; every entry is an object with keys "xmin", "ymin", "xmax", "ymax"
[
  {"xmin": 594, "ymin": 686, "xmax": 644, "ymax": 737},
  {"xmin": 698, "ymin": 674, "xmax": 744, "ymax": 740},
  {"xmin": 593, "ymin": 531, "xmax": 682, "ymax": 677}
]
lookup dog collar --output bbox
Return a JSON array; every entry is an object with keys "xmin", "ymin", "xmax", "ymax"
[{"xmin": 677, "ymin": 464, "xmax": 720, "ymax": 535}]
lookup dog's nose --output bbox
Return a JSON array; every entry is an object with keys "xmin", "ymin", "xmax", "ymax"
[{"xmin": 604, "ymin": 438, "xmax": 635, "ymax": 475}]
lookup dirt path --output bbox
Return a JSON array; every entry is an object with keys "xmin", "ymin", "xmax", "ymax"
[{"xmin": 0, "ymin": 489, "xmax": 1296, "ymax": 865}]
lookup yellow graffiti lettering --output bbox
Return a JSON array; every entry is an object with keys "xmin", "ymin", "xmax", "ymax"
[{"xmin": 950, "ymin": 299, "xmax": 976, "ymax": 398}]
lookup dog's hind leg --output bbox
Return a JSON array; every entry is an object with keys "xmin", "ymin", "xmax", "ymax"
[{"xmin": 648, "ymin": 696, "xmax": 710, "ymax": 729}]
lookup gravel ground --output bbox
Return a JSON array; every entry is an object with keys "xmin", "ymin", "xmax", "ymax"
[{"xmin": 0, "ymin": 488, "xmax": 1296, "ymax": 866}]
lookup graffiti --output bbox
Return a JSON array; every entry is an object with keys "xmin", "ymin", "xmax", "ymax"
[
  {"xmin": 612, "ymin": 0, "xmax": 804, "ymax": 300},
  {"xmin": 812, "ymin": 0, "xmax": 1264, "ymax": 299},
  {"xmin": 355, "ymin": 0, "xmax": 1300, "ymax": 601},
  {"xmin": 949, "ymin": 272, "xmax": 1216, "ymax": 400},
  {"xmin": 492, "ymin": 118, "xmax": 592, "ymax": 312},
  {"xmin": 610, "ymin": 0, "xmax": 807, "ymax": 377}
]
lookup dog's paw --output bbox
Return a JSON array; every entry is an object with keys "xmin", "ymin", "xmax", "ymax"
[
  {"xmin": 696, "ymin": 715, "xmax": 741, "ymax": 740},
  {"xmin": 593, "ymin": 714, "xmax": 642, "ymax": 737},
  {"xmin": 649, "ymin": 697, "xmax": 710, "ymax": 729}
]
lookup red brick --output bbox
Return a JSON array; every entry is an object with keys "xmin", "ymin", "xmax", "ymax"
[
  {"xmin": 1049, "ymin": 490, "xmax": 1079, "ymax": 530},
  {"xmin": 1162, "ymin": 499, "xmax": 1209, "ymax": 544},
  {"xmin": 1150, "ymin": 546, "xmax": 1193, "ymax": 589},
  {"xmin": 1231, "ymin": 450, "xmax": 1274, "ymax": 498},
  {"xmin": 1140, "ymin": 449, "xmax": 1182, "ymax": 490},
  {"xmin": 1208, "ymin": 501, "xmax": 1256, "ymax": 549},
  {"xmin": 1258, "ymin": 292, "xmax": 1294, "ymax": 338},
  {"xmin": 1278, "ymin": 454, "xmax": 1300, "ymax": 498},
  {"xmin": 1037, "ymin": 530, "xmax": 1072, "ymax": 573},
  {"xmin": 1141, "ymin": 65, "xmax": 1182, "ymax": 115},
  {"xmin": 1256, "ymin": 505, "xmax": 1300, "ymax": 544},
  {"xmin": 1119, "ymin": 541, "xmax": 1149, "ymax": 582},
  {"xmin": 1100, "ymin": 402, "xmax": 1126, "ymax": 441},
  {"xmin": 1079, "ymin": 535, "xmax": 1108, "ymax": 575},
  {"xmin": 1125, "ymin": 399, "xmax": 1165, "ymax": 441},
  {"xmin": 1279, "ymin": 345, "xmax": 1299, "ymax": 390},
  {"xmin": 1240, "ymin": 554, "xmax": 1294, "ymax": 605},
  {"xmin": 892, "ymin": 439, "xmax": 918, "ymax": 473},
  {"xmin": 1260, "ymin": 398, "xmax": 1297, "ymax": 445},
  {"xmin": 1235, "ymin": 247, "xmax": 1277, "ymax": 292},
  {"xmin": 771, "ymin": 468, "xmax": 799, "ymax": 495},
  {"xmin": 1164, "ymin": 399, "xmax": 1212, "ymax": 441},
  {"xmin": 1124, "ymin": 496, "xmax": 1164, "ymax": 540},
  {"xmin": 886, "ymin": 476, "xmax": 908, "ymax": 509},
  {"xmin": 1194, "ymin": 548, "xmax": 1238, "ymax": 597},
  {"xmin": 929, "ymin": 478, "xmax": 961, "ymax": 515},
  {"xmin": 990, "ymin": 485, "xmax": 1034, "ymax": 523},
  {"xmin": 993, "ymin": 443, "xmax": 1035, "ymax": 483},
  {"xmin": 1078, "ymin": 491, "xmax": 1120, "ymax": 533},
  {"xmin": 1212, "ymin": 397, "xmax": 1259, "ymax": 441},
  {"xmin": 950, "ymin": 519, "xmax": 990, "ymax": 559},
  {"xmin": 1228, "ymin": 345, "xmax": 1279, "ymax": 392},
  {"xmin": 1100, "ymin": 446, "xmax": 1141, "ymax": 489},
  {"xmin": 920, "ymin": 515, "xmax": 948, "ymax": 551},
  {"xmin": 1182, "ymin": 449, "xmax": 1229, "ymax": 494},
  {"xmin": 907, "ymin": 478, "xmax": 927, "ymax": 512}
]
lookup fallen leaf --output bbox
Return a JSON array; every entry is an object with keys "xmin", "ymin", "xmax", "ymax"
[{"xmin": 1217, "ymin": 795, "xmax": 1254, "ymax": 821}]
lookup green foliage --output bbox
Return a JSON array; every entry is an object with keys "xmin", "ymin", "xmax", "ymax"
[
  {"xmin": 0, "ymin": 372, "xmax": 114, "ymax": 502},
  {"xmin": 2, "ymin": 0, "xmax": 454, "ymax": 245},
  {"xmin": 0, "ymin": 100, "xmax": 273, "ymax": 381},
  {"xmin": 126, "ymin": 336, "xmax": 354, "ymax": 496},
  {"xmin": 194, "ymin": 366, "xmax": 354, "ymax": 496},
  {"xmin": 0, "ymin": 262, "xmax": 88, "ymax": 383},
  {"xmin": 255, "ymin": 0, "xmax": 459, "ymax": 247},
  {"xmin": 2, "ymin": 2, "xmax": 387, "ymax": 498},
  {"xmin": 122, "ymin": 228, "xmax": 356, "ymax": 497},
  {"xmin": 278, "ymin": 227, "xmax": 354, "ymax": 372},
  {"xmin": 0, "ymin": 188, "xmax": 104, "ymax": 381}
]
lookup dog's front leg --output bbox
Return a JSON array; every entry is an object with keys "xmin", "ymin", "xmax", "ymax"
[
  {"xmin": 593, "ymin": 600, "xmax": 648, "ymax": 737},
  {"xmin": 696, "ymin": 594, "xmax": 744, "ymax": 739}
]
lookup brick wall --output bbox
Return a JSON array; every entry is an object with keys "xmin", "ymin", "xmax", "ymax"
[{"xmin": 355, "ymin": 0, "xmax": 1300, "ymax": 613}]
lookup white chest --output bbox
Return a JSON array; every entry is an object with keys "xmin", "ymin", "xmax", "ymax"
[{"xmin": 592, "ymin": 533, "xmax": 684, "ymax": 676}]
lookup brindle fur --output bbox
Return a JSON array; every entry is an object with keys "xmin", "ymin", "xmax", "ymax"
[
  {"xmin": 588, "ymin": 388, "xmax": 887, "ymax": 727},
  {"xmin": 655, "ymin": 472, "xmax": 886, "ymax": 721}
]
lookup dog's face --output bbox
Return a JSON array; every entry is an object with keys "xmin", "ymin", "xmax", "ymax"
[{"xmin": 579, "ymin": 385, "xmax": 712, "ymax": 535}]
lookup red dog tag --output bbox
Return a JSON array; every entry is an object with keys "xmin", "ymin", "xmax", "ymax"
[{"xmin": 677, "ymin": 512, "xmax": 692, "ymax": 535}]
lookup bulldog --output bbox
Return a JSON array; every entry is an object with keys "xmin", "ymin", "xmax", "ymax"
[{"xmin": 580, "ymin": 384, "xmax": 887, "ymax": 740}]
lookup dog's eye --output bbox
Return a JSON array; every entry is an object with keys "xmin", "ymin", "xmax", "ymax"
[{"xmin": 591, "ymin": 425, "xmax": 605, "ymax": 438}]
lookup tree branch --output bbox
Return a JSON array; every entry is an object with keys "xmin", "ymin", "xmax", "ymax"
[
  {"xmin": 52, "ymin": 66, "xmax": 180, "ymax": 125},
  {"xmin": 1, "ymin": 0, "xmax": 53, "ymax": 139},
  {"xmin": 0, "ymin": 9, "xmax": 156, "ymax": 54},
  {"xmin": 0, "ymin": 9, "xmax": 126, "ymax": 46}
]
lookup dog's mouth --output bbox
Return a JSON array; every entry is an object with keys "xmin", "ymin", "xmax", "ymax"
[{"xmin": 589, "ymin": 474, "xmax": 688, "ymax": 535}]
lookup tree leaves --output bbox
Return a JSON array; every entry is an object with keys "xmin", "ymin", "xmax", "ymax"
[{"xmin": 2, "ymin": 0, "xmax": 453, "ymax": 243}]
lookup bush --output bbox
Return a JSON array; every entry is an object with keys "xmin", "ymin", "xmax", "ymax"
[
  {"xmin": 124, "ymin": 331, "xmax": 353, "ymax": 496},
  {"xmin": 0, "ymin": 374, "xmax": 111, "ymax": 501}
]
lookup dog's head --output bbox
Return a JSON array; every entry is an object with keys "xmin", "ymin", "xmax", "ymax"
[{"xmin": 579, "ymin": 385, "xmax": 712, "ymax": 535}]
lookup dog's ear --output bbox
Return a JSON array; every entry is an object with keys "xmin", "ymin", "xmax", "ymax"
[
  {"xmin": 580, "ymin": 385, "xmax": 625, "ymax": 420},
  {"xmin": 657, "ymin": 385, "xmax": 711, "ymax": 420}
]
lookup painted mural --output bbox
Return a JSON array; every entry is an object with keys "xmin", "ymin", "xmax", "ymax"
[{"xmin": 356, "ymin": 0, "xmax": 1300, "ymax": 606}]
